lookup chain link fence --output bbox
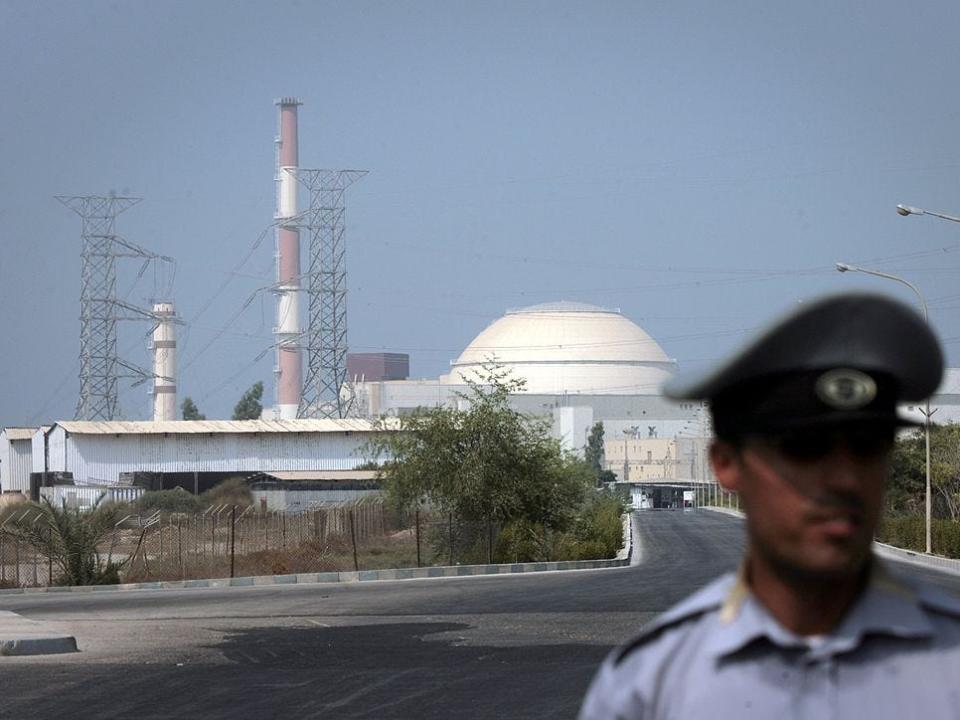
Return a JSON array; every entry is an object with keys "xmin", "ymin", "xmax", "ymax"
[
  {"xmin": 0, "ymin": 501, "xmax": 396, "ymax": 588},
  {"xmin": 121, "ymin": 501, "xmax": 390, "ymax": 582},
  {"xmin": 0, "ymin": 503, "xmax": 624, "ymax": 588},
  {"xmin": 0, "ymin": 528, "xmax": 54, "ymax": 588}
]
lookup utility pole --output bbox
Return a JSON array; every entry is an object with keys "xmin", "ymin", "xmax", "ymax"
[
  {"xmin": 622, "ymin": 425, "xmax": 639, "ymax": 483},
  {"xmin": 57, "ymin": 195, "xmax": 173, "ymax": 420},
  {"xmin": 294, "ymin": 169, "xmax": 368, "ymax": 418}
]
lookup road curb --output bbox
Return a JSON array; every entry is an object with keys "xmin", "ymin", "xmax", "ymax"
[
  {"xmin": 701, "ymin": 505, "xmax": 744, "ymax": 519},
  {"xmin": 0, "ymin": 513, "xmax": 634, "ymax": 597},
  {"xmin": 701, "ymin": 505, "xmax": 960, "ymax": 577},
  {"xmin": 873, "ymin": 541, "xmax": 960, "ymax": 577},
  {"xmin": 0, "ymin": 558, "xmax": 631, "ymax": 597},
  {"xmin": 0, "ymin": 610, "xmax": 78, "ymax": 656}
]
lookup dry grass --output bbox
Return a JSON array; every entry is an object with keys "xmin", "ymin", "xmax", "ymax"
[{"xmin": 120, "ymin": 531, "xmax": 425, "ymax": 582}]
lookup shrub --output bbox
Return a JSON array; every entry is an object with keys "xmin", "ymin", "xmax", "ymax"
[
  {"xmin": 136, "ymin": 488, "xmax": 204, "ymax": 516},
  {"xmin": 492, "ymin": 491, "xmax": 625, "ymax": 563},
  {"xmin": 1, "ymin": 496, "xmax": 126, "ymax": 585},
  {"xmin": 494, "ymin": 519, "xmax": 549, "ymax": 563},
  {"xmin": 877, "ymin": 515, "xmax": 960, "ymax": 558},
  {"xmin": 202, "ymin": 477, "xmax": 252, "ymax": 508},
  {"xmin": 570, "ymin": 491, "xmax": 626, "ymax": 558}
]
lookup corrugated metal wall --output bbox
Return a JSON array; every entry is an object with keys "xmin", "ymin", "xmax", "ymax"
[
  {"xmin": 48, "ymin": 428, "xmax": 68, "ymax": 476},
  {"xmin": 0, "ymin": 436, "xmax": 9, "ymax": 491},
  {"xmin": 44, "ymin": 427, "xmax": 377, "ymax": 484},
  {"xmin": 252, "ymin": 488, "xmax": 380, "ymax": 511},
  {"xmin": 0, "ymin": 435, "xmax": 9, "ymax": 490},
  {"xmin": 40, "ymin": 485, "xmax": 145, "ymax": 509},
  {"xmin": 31, "ymin": 430, "xmax": 47, "ymax": 474},
  {"xmin": 1, "ymin": 438, "xmax": 33, "ymax": 493}
]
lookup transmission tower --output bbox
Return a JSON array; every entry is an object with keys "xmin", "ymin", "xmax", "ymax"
[
  {"xmin": 294, "ymin": 169, "xmax": 367, "ymax": 418},
  {"xmin": 57, "ymin": 195, "xmax": 171, "ymax": 420}
]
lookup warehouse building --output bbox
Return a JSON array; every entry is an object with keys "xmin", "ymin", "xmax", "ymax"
[
  {"xmin": 15, "ymin": 418, "xmax": 390, "ymax": 493},
  {"xmin": 247, "ymin": 470, "xmax": 381, "ymax": 511},
  {"xmin": 0, "ymin": 427, "xmax": 35, "ymax": 495}
]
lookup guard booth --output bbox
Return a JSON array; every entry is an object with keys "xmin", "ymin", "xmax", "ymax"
[{"xmin": 629, "ymin": 483, "xmax": 689, "ymax": 509}]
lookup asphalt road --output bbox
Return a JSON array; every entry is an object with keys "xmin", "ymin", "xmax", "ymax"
[{"xmin": 0, "ymin": 511, "xmax": 956, "ymax": 720}]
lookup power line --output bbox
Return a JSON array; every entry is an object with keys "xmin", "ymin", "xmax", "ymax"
[
  {"xmin": 179, "ymin": 286, "xmax": 270, "ymax": 374},
  {"xmin": 186, "ymin": 222, "xmax": 275, "ymax": 327}
]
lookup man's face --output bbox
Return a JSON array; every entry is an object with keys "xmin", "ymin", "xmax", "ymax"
[{"xmin": 711, "ymin": 425, "xmax": 893, "ymax": 582}]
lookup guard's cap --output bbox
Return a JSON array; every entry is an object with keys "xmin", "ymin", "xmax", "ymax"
[{"xmin": 663, "ymin": 292, "xmax": 943, "ymax": 434}]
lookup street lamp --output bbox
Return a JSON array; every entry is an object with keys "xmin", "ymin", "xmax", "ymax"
[
  {"xmin": 896, "ymin": 204, "xmax": 960, "ymax": 224},
  {"xmin": 835, "ymin": 262, "xmax": 935, "ymax": 554},
  {"xmin": 623, "ymin": 426, "xmax": 639, "ymax": 484}
]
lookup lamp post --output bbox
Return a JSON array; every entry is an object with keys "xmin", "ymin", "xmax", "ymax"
[
  {"xmin": 623, "ymin": 426, "xmax": 639, "ymax": 483},
  {"xmin": 836, "ymin": 262, "xmax": 935, "ymax": 554},
  {"xmin": 896, "ymin": 204, "xmax": 960, "ymax": 225}
]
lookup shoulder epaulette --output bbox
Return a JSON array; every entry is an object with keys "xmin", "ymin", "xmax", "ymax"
[{"xmin": 614, "ymin": 573, "xmax": 733, "ymax": 666}]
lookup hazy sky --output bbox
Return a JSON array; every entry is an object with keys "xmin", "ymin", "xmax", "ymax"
[{"xmin": 3, "ymin": 0, "xmax": 960, "ymax": 427}]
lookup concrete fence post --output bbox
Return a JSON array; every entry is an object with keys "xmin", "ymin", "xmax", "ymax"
[
  {"xmin": 415, "ymin": 510, "xmax": 422, "ymax": 568},
  {"xmin": 349, "ymin": 508, "xmax": 359, "ymax": 572},
  {"xmin": 230, "ymin": 506, "xmax": 237, "ymax": 578}
]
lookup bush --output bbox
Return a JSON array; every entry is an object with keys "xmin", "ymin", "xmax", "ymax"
[
  {"xmin": 136, "ymin": 488, "xmax": 204, "ymax": 516},
  {"xmin": 877, "ymin": 515, "xmax": 960, "ymax": 558},
  {"xmin": 133, "ymin": 478, "xmax": 252, "ymax": 517},
  {"xmin": 202, "ymin": 477, "xmax": 252, "ymax": 508},
  {"xmin": 491, "ymin": 491, "xmax": 626, "ymax": 563},
  {"xmin": 570, "ymin": 491, "xmax": 626, "ymax": 558},
  {"xmin": 494, "ymin": 519, "xmax": 546, "ymax": 563},
  {"xmin": 2, "ymin": 496, "xmax": 127, "ymax": 585}
]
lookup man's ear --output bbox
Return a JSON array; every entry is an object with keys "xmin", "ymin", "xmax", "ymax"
[{"xmin": 710, "ymin": 440, "xmax": 743, "ymax": 493}]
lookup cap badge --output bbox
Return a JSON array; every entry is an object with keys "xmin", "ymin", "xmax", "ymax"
[{"xmin": 815, "ymin": 369, "xmax": 877, "ymax": 410}]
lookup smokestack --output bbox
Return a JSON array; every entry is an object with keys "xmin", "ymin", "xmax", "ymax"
[
  {"xmin": 151, "ymin": 301, "xmax": 177, "ymax": 421},
  {"xmin": 274, "ymin": 97, "xmax": 303, "ymax": 419}
]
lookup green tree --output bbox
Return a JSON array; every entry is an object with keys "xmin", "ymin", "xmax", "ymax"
[
  {"xmin": 584, "ymin": 421, "xmax": 605, "ymax": 481},
  {"xmin": 181, "ymin": 396, "xmax": 206, "ymax": 421},
  {"xmin": 2, "ymin": 495, "xmax": 126, "ymax": 585},
  {"xmin": 597, "ymin": 469, "xmax": 618, "ymax": 485},
  {"xmin": 889, "ymin": 424, "xmax": 960, "ymax": 520},
  {"xmin": 232, "ymin": 381, "xmax": 264, "ymax": 420},
  {"xmin": 368, "ymin": 363, "xmax": 592, "ymax": 534}
]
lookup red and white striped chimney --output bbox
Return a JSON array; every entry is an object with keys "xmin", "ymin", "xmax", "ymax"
[{"xmin": 274, "ymin": 97, "xmax": 303, "ymax": 419}]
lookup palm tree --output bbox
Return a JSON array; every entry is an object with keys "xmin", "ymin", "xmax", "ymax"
[{"xmin": 2, "ymin": 494, "xmax": 126, "ymax": 585}]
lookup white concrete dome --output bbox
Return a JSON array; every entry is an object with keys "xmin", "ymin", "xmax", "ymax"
[{"xmin": 445, "ymin": 301, "xmax": 676, "ymax": 395}]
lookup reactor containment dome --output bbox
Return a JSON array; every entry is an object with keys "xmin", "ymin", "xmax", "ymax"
[{"xmin": 444, "ymin": 301, "xmax": 677, "ymax": 395}]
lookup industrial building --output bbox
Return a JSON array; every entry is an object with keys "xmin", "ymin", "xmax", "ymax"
[
  {"xmin": 347, "ymin": 353, "xmax": 410, "ymax": 382},
  {"xmin": 349, "ymin": 300, "xmax": 960, "ymax": 506},
  {"xmin": 442, "ymin": 301, "xmax": 677, "ymax": 394},
  {"xmin": 5, "ymin": 303, "xmax": 960, "ymax": 504},
  {"xmin": 353, "ymin": 301, "xmax": 701, "ymax": 458},
  {"xmin": 0, "ymin": 301, "xmax": 704, "ymax": 497},
  {"xmin": 0, "ymin": 428, "xmax": 34, "ymax": 495},
  {"xmin": 1, "ymin": 419, "xmax": 391, "ymax": 495},
  {"xmin": 247, "ymin": 470, "xmax": 381, "ymax": 511}
]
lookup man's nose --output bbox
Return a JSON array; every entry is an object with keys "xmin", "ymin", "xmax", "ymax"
[{"xmin": 817, "ymin": 446, "xmax": 877, "ymax": 492}]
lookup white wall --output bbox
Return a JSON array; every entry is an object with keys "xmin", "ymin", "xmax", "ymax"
[
  {"xmin": 44, "ymin": 427, "xmax": 380, "ymax": 484},
  {"xmin": 251, "ymin": 488, "xmax": 380, "ymax": 511},
  {"xmin": 0, "ymin": 436, "xmax": 33, "ymax": 493},
  {"xmin": 552, "ymin": 406, "xmax": 594, "ymax": 456}
]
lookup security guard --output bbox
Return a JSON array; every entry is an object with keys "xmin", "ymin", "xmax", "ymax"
[{"xmin": 580, "ymin": 292, "xmax": 960, "ymax": 719}]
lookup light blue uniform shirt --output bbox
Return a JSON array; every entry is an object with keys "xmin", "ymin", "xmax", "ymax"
[{"xmin": 580, "ymin": 558, "xmax": 960, "ymax": 719}]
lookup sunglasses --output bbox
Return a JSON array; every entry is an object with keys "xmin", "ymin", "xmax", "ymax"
[{"xmin": 748, "ymin": 426, "xmax": 895, "ymax": 463}]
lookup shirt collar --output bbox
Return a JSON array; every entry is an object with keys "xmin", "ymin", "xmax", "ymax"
[{"xmin": 706, "ymin": 556, "xmax": 935, "ymax": 660}]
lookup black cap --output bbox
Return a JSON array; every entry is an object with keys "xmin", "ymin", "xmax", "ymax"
[{"xmin": 663, "ymin": 292, "xmax": 943, "ymax": 433}]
